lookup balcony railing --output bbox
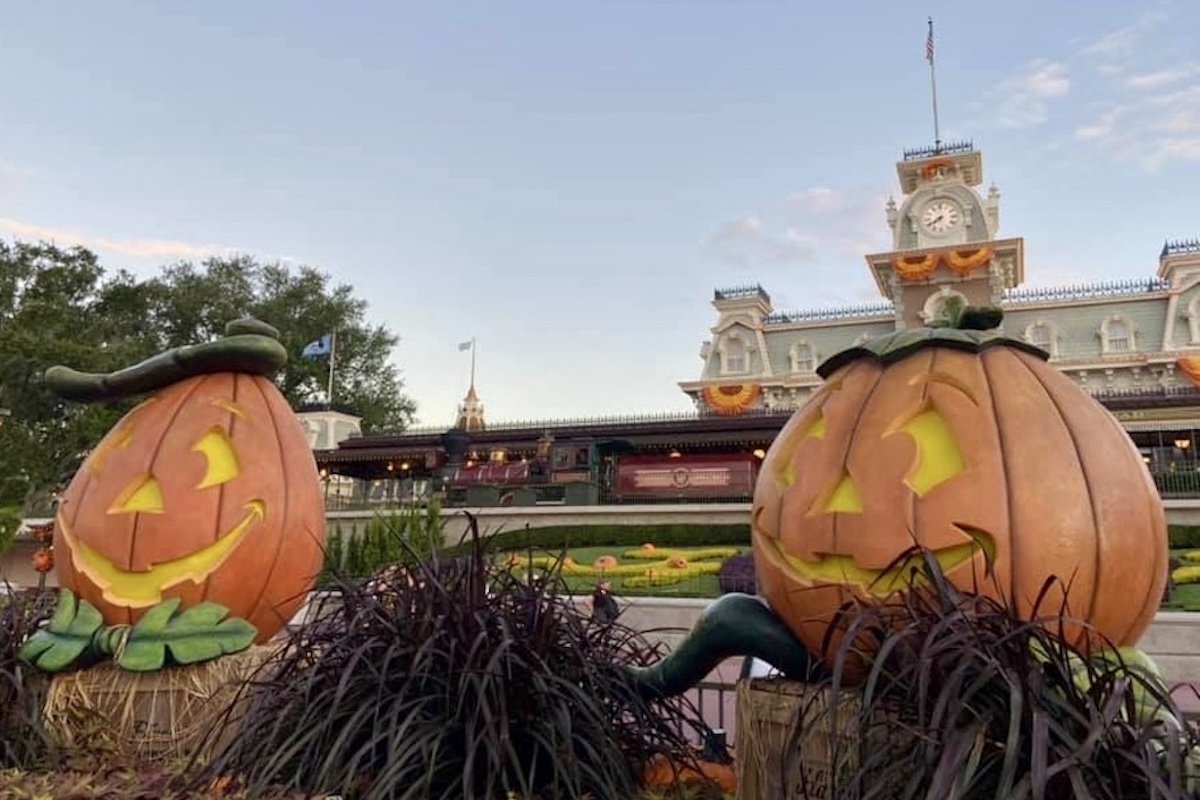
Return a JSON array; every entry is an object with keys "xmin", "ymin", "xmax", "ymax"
[{"xmin": 324, "ymin": 469, "xmax": 1200, "ymax": 512}]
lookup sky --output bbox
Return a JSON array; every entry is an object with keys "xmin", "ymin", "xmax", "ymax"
[{"xmin": 1, "ymin": 1, "xmax": 1198, "ymax": 428}]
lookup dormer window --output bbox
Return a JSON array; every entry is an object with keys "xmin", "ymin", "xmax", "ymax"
[
  {"xmin": 792, "ymin": 342, "xmax": 815, "ymax": 373},
  {"xmin": 720, "ymin": 335, "xmax": 748, "ymax": 374},
  {"xmin": 1025, "ymin": 322, "xmax": 1057, "ymax": 357},
  {"xmin": 1102, "ymin": 317, "xmax": 1133, "ymax": 353}
]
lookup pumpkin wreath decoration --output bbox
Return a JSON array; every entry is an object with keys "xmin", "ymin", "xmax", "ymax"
[
  {"xmin": 20, "ymin": 318, "xmax": 326, "ymax": 673},
  {"xmin": 624, "ymin": 305, "xmax": 1167, "ymax": 695}
]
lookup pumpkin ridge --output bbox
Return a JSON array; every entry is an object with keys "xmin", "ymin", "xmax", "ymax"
[
  {"xmin": 1008, "ymin": 351, "xmax": 1103, "ymax": 627},
  {"xmin": 114, "ymin": 375, "xmax": 210, "ymax": 626},
  {"xmin": 132, "ymin": 376, "xmax": 211, "ymax": 583},
  {"xmin": 1094, "ymin": 389, "xmax": 1168, "ymax": 645},
  {"xmin": 828, "ymin": 361, "xmax": 889, "ymax": 610},
  {"xmin": 199, "ymin": 374, "xmax": 244, "ymax": 606},
  {"xmin": 239, "ymin": 375, "xmax": 293, "ymax": 633},
  {"xmin": 909, "ymin": 348, "xmax": 942, "ymax": 561},
  {"xmin": 978, "ymin": 349, "xmax": 1018, "ymax": 616}
]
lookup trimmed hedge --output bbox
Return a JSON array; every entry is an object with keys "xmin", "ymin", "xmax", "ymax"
[
  {"xmin": 446, "ymin": 523, "xmax": 751, "ymax": 554},
  {"xmin": 1171, "ymin": 525, "xmax": 1200, "ymax": 550}
]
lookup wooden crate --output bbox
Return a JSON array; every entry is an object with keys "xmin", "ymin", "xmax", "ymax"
[{"xmin": 735, "ymin": 678, "xmax": 872, "ymax": 800}]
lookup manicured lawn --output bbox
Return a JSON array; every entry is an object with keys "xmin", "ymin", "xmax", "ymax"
[
  {"xmin": 504, "ymin": 544, "xmax": 750, "ymax": 599},
  {"xmin": 1168, "ymin": 548, "xmax": 1200, "ymax": 611}
]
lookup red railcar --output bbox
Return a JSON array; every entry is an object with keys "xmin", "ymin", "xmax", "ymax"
[{"xmin": 613, "ymin": 454, "xmax": 758, "ymax": 502}]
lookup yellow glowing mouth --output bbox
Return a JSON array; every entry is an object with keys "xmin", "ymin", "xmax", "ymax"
[
  {"xmin": 755, "ymin": 526, "xmax": 995, "ymax": 598},
  {"xmin": 57, "ymin": 500, "xmax": 265, "ymax": 608}
]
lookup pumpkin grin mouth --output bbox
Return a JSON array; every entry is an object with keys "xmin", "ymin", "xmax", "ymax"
[
  {"xmin": 57, "ymin": 500, "xmax": 266, "ymax": 608},
  {"xmin": 755, "ymin": 525, "xmax": 996, "ymax": 597}
]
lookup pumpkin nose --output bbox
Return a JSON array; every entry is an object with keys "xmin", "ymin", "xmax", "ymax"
[{"xmin": 109, "ymin": 475, "xmax": 165, "ymax": 514}]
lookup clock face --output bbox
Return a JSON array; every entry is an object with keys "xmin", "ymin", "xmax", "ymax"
[{"xmin": 921, "ymin": 200, "xmax": 962, "ymax": 234}]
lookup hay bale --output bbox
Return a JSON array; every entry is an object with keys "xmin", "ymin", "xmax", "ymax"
[
  {"xmin": 42, "ymin": 645, "xmax": 277, "ymax": 765},
  {"xmin": 735, "ymin": 678, "xmax": 872, "ymax": 800}
]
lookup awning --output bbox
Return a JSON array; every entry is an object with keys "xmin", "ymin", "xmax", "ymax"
[{"xmin": 1118, "ymin": 418, "xmax": 1200, "ymax": 433}]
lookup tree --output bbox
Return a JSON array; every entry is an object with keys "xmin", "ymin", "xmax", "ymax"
[
  {"xmin": 145, "ymin": 256, "xmax": 416, "ymax": 432},
  {"xmin": 0, "ymin": 242, "xmax": 414, "ymax": 512},
  {"xmin": 0, "ymin": 241, "xmax": 152, "ymax": 510}
]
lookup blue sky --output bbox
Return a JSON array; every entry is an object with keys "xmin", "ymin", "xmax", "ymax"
[{"xmin": 1, "ymin": 1, "xmax": 1197, "ymax": 427}]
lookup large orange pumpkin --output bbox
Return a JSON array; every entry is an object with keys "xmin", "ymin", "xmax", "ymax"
[
  {"xmin": 53, "ymin": 371, "xmax": 326, "ymax": 642},
  {"xmin": 752, "ymin": 323, "xmax": 1168, "ymax": 676}
]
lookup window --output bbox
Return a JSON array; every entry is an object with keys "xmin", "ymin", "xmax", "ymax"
[
  {"xmin": 722, "ymin": 336, "xmax": 747, "ymax": 373},
  {"xmin": 1028, "ymin": 324, "xmax": 1052, "ymax": 349},
  {"xmin": 1106, "ymin": 319, "xmax": 1131, "ymax": 352},
  {"xmin": 793, "ymin": 343, "xmax": 815, "ymax": 373}
]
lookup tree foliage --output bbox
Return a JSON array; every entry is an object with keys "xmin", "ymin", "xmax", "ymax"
[{"xmin": 0, "ymin": 240, "xmax": 414, "ymax": 511}]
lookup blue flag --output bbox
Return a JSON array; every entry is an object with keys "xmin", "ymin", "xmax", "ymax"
[{"xmin": 302, "ymin": 334, "xmax": 332, "ymax": 358}]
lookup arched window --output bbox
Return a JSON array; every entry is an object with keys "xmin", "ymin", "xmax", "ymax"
[
  {"xmin": 1103, "ymin": 318, "xmax": 1132, "ymax": 353},
  {"xmin": 720, "ymin": 335, "xmax": 748, "ymax": 374},
  {"xmin": 1025, "ymin": 322, "xmax": 1057, "ymax": 356},
  {"xmin": 920, "ymin": 287, "xmax": 968, "ymax": 326},
  {"xmin": 792, "ymin": 342, "xmax": 815, "ymax": 373}
]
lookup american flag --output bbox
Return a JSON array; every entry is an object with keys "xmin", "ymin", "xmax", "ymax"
[{"xmin": 926, "ymin": 19, "xmax": 934, "ymax": 64}]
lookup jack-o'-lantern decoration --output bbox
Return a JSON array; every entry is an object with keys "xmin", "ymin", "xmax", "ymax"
[
  {"xmin": 46, "ymin": 319, "xmax": 326, "ymax": 644},
  {"xmin": 752, "ymin": 309, "xmax": 1167, "ymax": 675}
]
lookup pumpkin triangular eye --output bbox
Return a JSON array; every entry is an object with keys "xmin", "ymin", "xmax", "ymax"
[
  {"xmin": 887, "ymin": 405, "xmax": 965, "ymax": 496},
  {"xmin": 194, "ymin": 427, "xmax": 241, "ymax": 488},
  {"xmin": 110, "ymin": 475, "xmax": 164, "ymax": 514}
]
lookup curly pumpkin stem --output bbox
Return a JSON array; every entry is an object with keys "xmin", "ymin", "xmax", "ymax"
[
  {"xmin": 44, "ymin": 317, "xmax": 288, "ymax": 403},
  {"xmin": 954, "ymin": 305, "xmax": 1005, "ymax": 332}
]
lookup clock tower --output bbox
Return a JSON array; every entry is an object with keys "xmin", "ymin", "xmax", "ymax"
[{"xmin": 864, "ymin": 141, "xmax": 1025, "ymax": 329}]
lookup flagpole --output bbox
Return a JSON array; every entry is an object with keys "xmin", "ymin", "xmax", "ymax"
[
  {"xmin": 469, "ymin": 337, "xmax": 477, "ymax": 388},
  {"xmin": 327, "ymin": 331, "xmax": 337, "ymax": 407},
  {"xmin": 927, "ymin": 17, "xmax": 942, "ymax": 151}
]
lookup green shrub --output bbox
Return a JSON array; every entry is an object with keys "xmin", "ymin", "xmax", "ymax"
[
  {"xmin": 1169, "ymin": 525, "xmax": 1200, "ymax": 549},
  {"xmin": 320, "ymin": 501, "xmax": 445, "ymax": 582},
  {"xmin": 203, "ymin": 516, "xmax": 709, "ymax": 800},
  {"xmin": 1, "ymin": 587, "xmax": 55, "ymax": 769},
  {"xmin": 793, "ymin": 550, "xmax": 1200, "ymax": 799},
  {"xmin": 448, "ymin": 523, "xmax": 750, "ymax": 555},
  {"xmin": 0, "ymin": 507, "xmax": 20, "ymax": 555}
]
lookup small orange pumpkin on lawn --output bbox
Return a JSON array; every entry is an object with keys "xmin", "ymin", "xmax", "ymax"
[
  {"xmin": 593, "ymin": 555, "xmax": 619, "ymax": 571},
  {"xmin": 666, "ymin": 555, "xmax": 689, "ymax": 569},
  {"xmin": 48, "ymin": 319, "xmax": 326, "ymax": 643},
  {"xmin": 752, "ymin": 310, "xmax": 1167, "ymax": 677}
]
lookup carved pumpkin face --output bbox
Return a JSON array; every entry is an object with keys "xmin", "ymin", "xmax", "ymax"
[
  {"xmin": 54, "ymin": 372, "xmax": 326, "ymax": 642},
  {"xmin": 753, "ymin": 328, "xmax": 1167, "ymax": 676}
]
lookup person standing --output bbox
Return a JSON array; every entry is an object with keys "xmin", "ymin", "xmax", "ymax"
[{"xmin": 590, "ymin": 579, "xmax": 619, "ymax": 624}]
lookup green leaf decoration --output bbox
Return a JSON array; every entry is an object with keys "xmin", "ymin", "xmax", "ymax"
[
  {"xmin": 116, "ymin": 598, "xmax": 258, "ymax": 672},
  {"xmin": 18, "ymin": 588, "xmax": 105, "ymax": 673}
]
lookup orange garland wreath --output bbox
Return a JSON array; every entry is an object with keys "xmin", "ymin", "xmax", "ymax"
[
  {"xmin": 921, "ymin": 159, "xmax": 954, "ymax": 180},
  {"xmin": 892, "ymin": 254, "xmax": 938, "ymax": 283},
  {"xmin": 1177, "ymin": 357, "xmax": 1200, "ymax": 387},
  {"xmin": 944, "ymin": 246, "xmax": 994, "ymax": 276},
  {"xmin": 702, "ymin": 383, "xmax": 761, "ymax": 416}
]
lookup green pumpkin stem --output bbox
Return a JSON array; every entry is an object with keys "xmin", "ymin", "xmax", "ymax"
[
  {"xmin": 44, "ymin": 317, "xmax": 288, "ymax": 404},
  {"xmin": 954, "ymin": 305, "xmax": 1005, "ymax": 332}
]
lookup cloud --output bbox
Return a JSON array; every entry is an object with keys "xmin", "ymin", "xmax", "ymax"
[
  {"xmin": 0, "ymin": 217, "xmax": 224, "ymax": 261},
  {"xmin": 1124, "ymin": 63, "xmax": 1200, "ymax": 91},
  {"xmin": 990, "ymin": 60, "xmax": 1071, "ymax": 128},
  {"xmin": 703, "ymin": 186, "xmax": 891, "ymax": 275},
  {"xmin": 703, "ymin": 216, "xmax": 818, "ymax": 269},
  {"xmin": 1073, "ymin": 82, "xmax": 1200, "ymax": 169},
  {"xmin": 1080, "ymin": 11, "xmax": 1168, "ymax": 73}
]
